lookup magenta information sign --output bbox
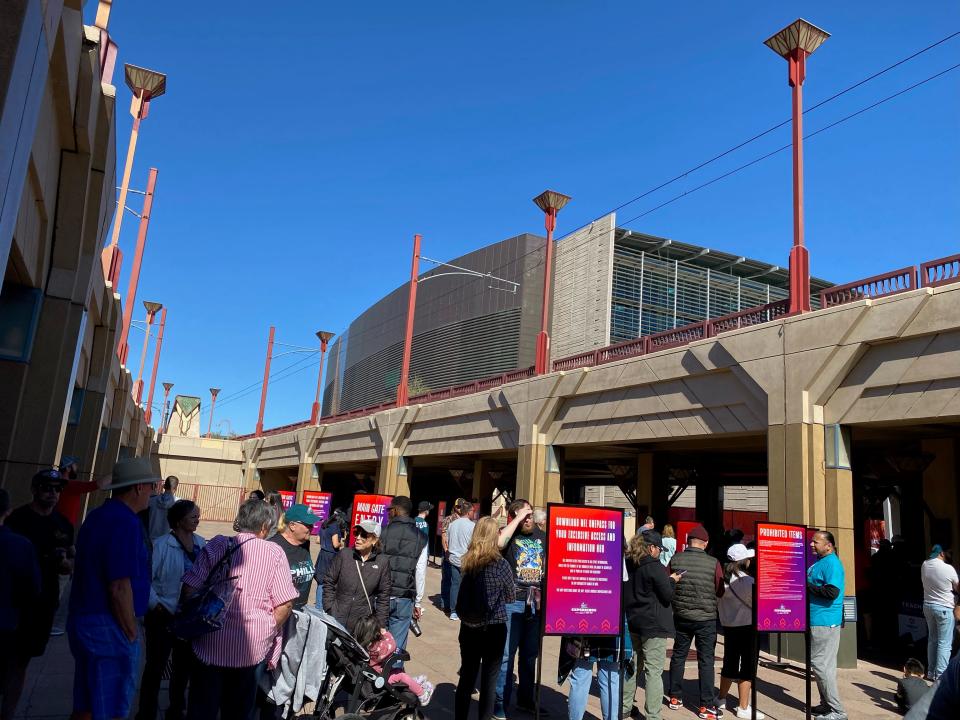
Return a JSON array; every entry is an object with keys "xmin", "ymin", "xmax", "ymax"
[
  {"xmin": 543, "ymin": 504, "xmax": 623, "ymax": 636},
  {"xmin": 756, "ymin": 522, "xmax": 808, "ymax": 633},
  {"xmin": 302, "ymin": 491, "xmax": 332, "ymax": 536}
]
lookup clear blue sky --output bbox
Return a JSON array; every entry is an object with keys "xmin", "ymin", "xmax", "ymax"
[{"xmin": 93, "ymin": 1, "xmax": 959, "ymax": 434}]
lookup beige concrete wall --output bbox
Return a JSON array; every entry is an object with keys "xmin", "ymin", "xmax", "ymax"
[{"xmin": 157, "ymin": 434, "xmax": 244, "ymax": 488}]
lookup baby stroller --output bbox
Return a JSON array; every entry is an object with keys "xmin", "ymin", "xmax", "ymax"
[{"xmin": 307, "ymin": 614, "xmax": 426, "ymax": 720}]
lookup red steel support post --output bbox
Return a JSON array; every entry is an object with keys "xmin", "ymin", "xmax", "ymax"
[
  {"xmin": 143, "ymin": 307, "xmax": 166, "ymax": 424},
  {"xmin": 207, "ymin": 388, "xmax": 221, "ymax": 438},
  {"xmin": 117, "ymin": 168, "xmax": 159, "ymax": 363},
  {"xmin": 255, "ymin": 326, "xmax": 276, "ymax": 437},
  {"xmin": 788, "ymin": 49, "xmax": 811, "ymax": 313},
  {"xmin": 535, "ymin": 208, "xmax": 557, "ymax": 374},
  {"xmin": 396, "ymin": 234, "xmax": 422, "ymax": 407},
  {"xmin": 133, "ymin": 306, "xmax": 159, "ymax": 404},
  {"xmin": 310, "ymin": 334, "xmax": 333, "ymax": 424}
]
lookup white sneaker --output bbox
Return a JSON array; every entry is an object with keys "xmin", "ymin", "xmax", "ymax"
[
  {"xmin": 450, "ymin": 612, "xmax": 460, "ymax": 621},
  {"xmin": 736, "ymin": 708, "xmax": 764, "ymax": 719}
]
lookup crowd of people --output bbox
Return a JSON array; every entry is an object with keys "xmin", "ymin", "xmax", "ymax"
[{"xmin": 2, "ymin": 459, "xmax": 960, "ymax": 720}]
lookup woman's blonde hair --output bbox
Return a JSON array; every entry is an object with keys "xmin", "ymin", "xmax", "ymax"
[
  {"xmin": 627, "ymin": 532, "xmax": 653, "ymax": 564},
  {"xmin": 461, "ymin": 517, "xmax": 502, "ymax": 575},
  {"xmin": 663, "ymin": 523, "xmax": 675, "ymax": 538}
]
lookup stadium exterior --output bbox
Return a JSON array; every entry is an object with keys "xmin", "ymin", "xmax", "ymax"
[{"xmin": 322, "ymin": 212, "xmax": 832, "ymax": 414}]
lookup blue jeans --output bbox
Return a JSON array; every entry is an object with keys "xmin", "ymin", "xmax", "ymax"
[
  {"xmin": 924, "ymin": 603, "xmax": 956, "ymax": 678},
  {"xmin": 567, "ymin": 657, "xmax": 621, "ymax": 720},
  {"xmin": 449, "ymin": 564, "xmax": 463, "ymax": 614},
  {"xmin": 496, "ymin": 600, "xmax": 540, "ymax": 711},
  {"xmin": 389, "ymin": 597, "xmax": 415, "ymax": 658},
  {"xmin": 315, "ymin": 582, "xmax": 324, "ymax": 610},
  {"xmin": 441, "ymin": 553, "xmax": 452, "ymax": 610}
]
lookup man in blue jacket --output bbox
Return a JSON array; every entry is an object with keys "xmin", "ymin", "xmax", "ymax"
[{"xmin": 807, "ymin": 531, "xmax": 847, "ymax": 720}]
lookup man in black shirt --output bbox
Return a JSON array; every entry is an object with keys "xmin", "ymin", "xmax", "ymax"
[
  {"xmin": 494, "ymin": 499, "xmax": 548, "ymax": 718},
  {"xmin": 269, "ymin": 504, "xmax": 319, "ymax": 608}
]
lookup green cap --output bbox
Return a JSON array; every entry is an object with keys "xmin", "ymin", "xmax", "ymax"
[{"xmin": 285, "ymin": 503, "xmax": 320, "ymax": 527}]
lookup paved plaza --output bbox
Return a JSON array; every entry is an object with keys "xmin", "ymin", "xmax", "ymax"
[{"xmin": 14, "ymin": 522, "xmax": 907, "ymax": 720}]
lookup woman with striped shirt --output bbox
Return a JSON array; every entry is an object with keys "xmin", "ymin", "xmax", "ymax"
[{"xmin": 182, "ymin": 499, "xmax": 298, "ymax": 720}]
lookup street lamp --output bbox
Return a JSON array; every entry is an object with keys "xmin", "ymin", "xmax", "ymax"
[
  {"xmin": 764, "ymin": 18, "xmax": 829, "ymax": 314},
  {"xmin": 133, "ymin": 301, "xmax": 162, "ymax": 404},
  {"xmin": 310, "ymin": 331, "xmax": 336, "ymax": 424},
  {"xmin": 207, "ymin": 388, "xmax": 221, "ymax": 438},
  {"xmin": 101, "ymin": 63, "xmax": 166, "ymax": 289},
  {"xmin": 160, "ymin": 382, "xmax": 174, "ymax": 432},
  {"xmin": 532, "ymin": 190, "xmax": 571, "ymax": 374},
  {"xmin": 116, "ymin": 167, "xmax": 159, "ymax": 364},
  {"xmin": 143, "ymin": 306, "xmax": 167, "ymax": 424}
]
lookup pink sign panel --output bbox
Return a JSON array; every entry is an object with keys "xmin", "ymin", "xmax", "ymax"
[
  {"xmin": 302, "ymin": 491, "xmax": 332, "ymax": 536},
  {"xmin": 278, "ymin": 490, "xmax": 296, "ymax": 511},
  {"xmin": 350, "ymin": 493, "xmax": 392, "ymax": 546},
  {"xmin": 543, "ymin": 504, "xmax": 624, "ymax": 636},
  {"xmin": 756, "ymin": 522, "xmax": 808, "ymax": 633}
]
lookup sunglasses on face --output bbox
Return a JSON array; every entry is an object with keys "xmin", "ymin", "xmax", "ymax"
[{"xmin": 355, "ymin": 529, "xmax": 373, "ymax": 539}]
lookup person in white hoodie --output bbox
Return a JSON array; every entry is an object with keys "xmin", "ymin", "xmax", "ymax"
[
  {"xmin": 137, "ymin": 500, "xmax": 205, "ymax": 720},
  {"xmin": 717, "ymin": 543, "xmax": 763, "ymax": 719},
  {"xmin": 147, "ymin": 475, "xmax": 180, "ymax": 541}
]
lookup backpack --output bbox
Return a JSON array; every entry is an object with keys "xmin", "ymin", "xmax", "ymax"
[{"xmin": 170, "ymin": 536, "xmax": 252, "ymax": 641}]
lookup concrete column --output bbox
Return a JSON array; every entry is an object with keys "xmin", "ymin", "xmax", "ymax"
[
  {"xmin": 768, "ymin": 422, "xmax": 857, "ymax": 667},
  {"xmin": 376, "ymin": 453, "xmax": 409, "ymax": 497},
  {"xmin": 516, "ymin": 443, "xmax": 562, "ymax": 508},
  {"xmin": 296, "ymin": 461, "xmax": 322, "ymax": 502},
  {"xmin": 922, "ymin": 439, "xmax": 960, "ymax": 553},
  {"xmin": 635, "ymin": 453, "xmax": 653, "ymax": 519},
  {"xmin": 472, "ymin": 459, "xmax": 496, "ymax": 515}
]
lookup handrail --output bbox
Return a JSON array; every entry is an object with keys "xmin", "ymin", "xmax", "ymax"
[
  {"xmin": 709, "ymin": 299, "xmax": 791, "ymax": 335},
  {"xmin": 920, "ymin": 252, "xmax": 960, "ymax": 288},
  {"xmin": 819, "ymin": 266, "xmax": 917, "ymax": 308}
]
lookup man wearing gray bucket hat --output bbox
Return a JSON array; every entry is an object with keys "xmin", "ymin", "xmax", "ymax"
[{"xmin": 67, "ymin": 456, "xmax": 158, "ymax": 720}]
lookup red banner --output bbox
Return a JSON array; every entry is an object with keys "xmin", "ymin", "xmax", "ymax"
[
  {"xmin": 436, "ymin": 501, "xmax": 447, "ymax": 536},
  {"xmin": 278, "ymin": 490, "xmax": 296, "ymax": 511},
  {"xmin": 676, "ymin": 520, "xmax": 699, "ymax": 553},
  {"xmin": 350, "ymin": 493, "xmax": 392, "ymax": 545}
]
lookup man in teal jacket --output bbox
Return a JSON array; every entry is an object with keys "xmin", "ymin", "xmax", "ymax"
[{"xmin": 807, "ymin": 531, "xmax": 847, "ymax": 720}]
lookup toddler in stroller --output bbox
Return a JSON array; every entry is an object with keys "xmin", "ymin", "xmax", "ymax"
[
  {"xmin": 354, "ymin": 616, "xmax": 434, "ymax": 706},
  {"xmin": 308, "ymin": 612, "xmax": 429, "ymax": 720}
]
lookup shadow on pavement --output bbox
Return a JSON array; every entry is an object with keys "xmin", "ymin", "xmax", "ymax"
[{"xmin": 852, "ymin": 682, "xmax": 899, "ymax": 713}]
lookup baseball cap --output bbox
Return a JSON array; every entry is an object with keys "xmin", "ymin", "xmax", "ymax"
[
  {"xmin": 687, "ymin": 524, "xmax": 709, "ymax": 542},
  {"xmin": 929, "ymin": 543, "xmax": 944, "ymax": 560},
  {"xmin": 418, "ymin": 501, "xmax": 434, "ymax": 513},
  {"xmin": 32, "ymin": 468, "xmax": 67, "ymax": 489},
  {"xmin": 727, "ymin": 543, "xmax": 755, "ymax": 562},
  {"xmin": 285, "ymin": 504, "xmax": 321, "ymax": 527},
  {"xmin": 354, "ymin": 519, "xmax": 382, "ymax": 537},
  {"xmin": 643, "ymin": 530, "xmax": 664, "ymax": 550}
]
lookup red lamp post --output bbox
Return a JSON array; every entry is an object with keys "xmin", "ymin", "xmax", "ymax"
[
  {"xmin": 133, "ymin": 301, "xmax": 162, "ymax": 404},
  {"xmin": 764, "ymin": 19, "xmax": 830, "ymax": 315},
  {"xmin": 160, "ymin": 382, "xmax": 174, "ymax": 432},
  {"xmin": 116, "ymin": 167, "xmax": 159, "ymax": 364},
  {"xmin": 207, "ymin": 388, "xmax": 221, "ymax": 438},
  {"xmin": 101, "ymin": 64, "xmax": 166, "ymax": 289},
  {"xmin": 254, "ymin": 326, "xmax": 276, "ymax": 437},
  {"xmin": 143, "ymin": 306, "xmax": 166, "ymax": 423},
  {"xmin": 396, "ymin": 234, "xmax": 422, "ymax": 407},
  {"xmin": 532, "ymin": 190, "xmax": 571, "ymax": 374},
  {"xmin": 310, "ymin": 331, "xmax": 336, "ymax": 424}
]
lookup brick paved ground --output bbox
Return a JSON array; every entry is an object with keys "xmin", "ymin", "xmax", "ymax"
[{"xmin": 15, "ymin": 521, "xmax": 905, "ymax": 719}]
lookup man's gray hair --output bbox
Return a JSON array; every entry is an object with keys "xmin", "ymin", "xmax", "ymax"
[{"xmin": 233, "ymin": 498, "xmax": 276, "ymax": 534}]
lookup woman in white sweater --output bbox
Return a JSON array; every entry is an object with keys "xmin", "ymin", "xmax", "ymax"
[{"xmin": 717, "ymin": 543, "xmax": 763, "ymax": 720}]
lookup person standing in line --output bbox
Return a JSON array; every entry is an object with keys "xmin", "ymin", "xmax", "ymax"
[
  {"xmin": 454, "ymin": 517, "xmax": 515, "ymax": 720},
  {"xmin": 379, "ymin": 496, "xmax": 428, "ymax": 653},
  {"xmin": 4, "ymin": 469, "xmax": 75, "ymax": 716},
  {"xmin": 447, "ymin": 498, "xmax": 476, "ymax": 621},
  {"xmin": 182, "ymin": 499, "xmax": 298, "ymax": 720},
  {"xmin": 494, "ymin": 499, "xmax": 548, "ymax": 719},
  {"xmin": 67, "ymin": 457, "xmax": 155, "ymax": 720},
  {"xmin": 146, "ymin": 476, "xmax": 179, "ymax": 541},
  {"xmin": 136, "ymin": 500, "xmax": 206, "ymax": 720},
  {"xmin": 314, "ymin": 509, "xmax": 344, "ymax": 609},
  {"xmin": 807, "ymin": 531, "xmax": 847, "ymax": 720},
  {"xmin": 660, "ymin": 524, "xmax": 677, "ymax": 567},
  {"xmin": 0, "ymin": 488, "xmax": 42, "ymax": 720},
  {"xmin": 921, "ymin": 544, "xmax": 959, "ymax": 681},
  {"xmin": 415, "ymin": 501, "xmax": 432, "ymax": 537},
  {"xmin": 717, "ymin": 544, "xmax": 763, "ymax": 719},
  {"xmin": 269, "ymin": 504, "xmax": 319, "ymax": 609},
  {"xmin": 624, "ymin": 530, "xmax": 681, "ymax": 720},
  {"xmin": 264, "ymin": 490, "xmax": 285, "ymax": 538},
  {"xmin": 441, "ymin": 500, "xmax": 463, "ymax": 614},
  {"xmin": 666, "ymin": 524, "xmax": 724, "ymax": 720},
  {"xmin": 322, "ymin": 519, "xmax": 392, "ymax": 633}
]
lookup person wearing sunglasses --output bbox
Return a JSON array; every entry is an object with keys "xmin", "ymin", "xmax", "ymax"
[
  {"xmin": 321, "ymin": 519, "xmax": 391, "ymax": 633},
  {"xmin": 5, "ymin": 469, "xmax": 75, "ymax": 711},
  {"xmin": 269, "ymin": 504, "xmax": 320, "ymax": 609}
]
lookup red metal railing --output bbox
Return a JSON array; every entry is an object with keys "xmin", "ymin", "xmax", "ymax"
[
  {"xmin": 244, "ymin": 252, "xmax": 958, "ymax": 439},
  {"xmin": 819, "ymin": 266, "xmax": 917, "ymax": 308},
  {"xmin": 920, "ymin": 253, "xmax": 960, "ymax": 288}
]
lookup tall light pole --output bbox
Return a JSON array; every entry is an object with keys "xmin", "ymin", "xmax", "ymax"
[
  {"xmin": 764, "ymin": 19, "xmax": 830, "ymax": 314},
  {"xmin": 160, "ymin": 382, "xmax": 174, "ymax": 432},
  {"xmin": 254, "ymin": 326, "xmax": 276, "ymax": 437},
  {"xmin": 143, "ymin": 306, "xmax": 166, "ymax": 424},
  {"xmin": 101, "ymin": 64, "xmax": 166, "ymax": 289},
  {"xmin": 396, "ymin": 234, "xmax": 422, "ymax": 407},
  {"xmin": 207, "ymin": 388, "xmax": 221, "ymax": 438},
  {"xmin": 532, "ymin": 190, "xmax": 571, "ymax": 374},
  {"xmin": 116, "ymin": 167, "xmax": 159, "ymax": 364},
  {"xmin": 310, "ymin": 331, "xmax": 336, "ymax": 424},
  {"xmin": 133, "ymin": 301, "xmax": 162, "ymax": 404}
]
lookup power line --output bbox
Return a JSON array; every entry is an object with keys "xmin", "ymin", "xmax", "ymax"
[{"xmin": 620, "ymin": 62, "xmax": 960, "ymax": 225}]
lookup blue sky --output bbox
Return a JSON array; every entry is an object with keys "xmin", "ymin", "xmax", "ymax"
[{"xmin": 93, "ymin": 2, "xmax": 959, "ymax": 434}]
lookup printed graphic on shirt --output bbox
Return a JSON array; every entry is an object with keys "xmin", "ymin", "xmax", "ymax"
[
  {"xmin": 513, "ymin": 536, "xmax": 544, "ymax": 584},
  {"xmin": 290, "ymin": 558, "xmax": 315, "ymax": 589}
]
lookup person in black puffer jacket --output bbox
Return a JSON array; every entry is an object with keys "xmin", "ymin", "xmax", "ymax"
[
  {"xmin": 379, "ymin": 496, "xmax": 427, "ymax": 653},
  {"xmin": 322, "ymin": 519, "xmax": 391, "ymax": 633},
  {"xmin": 625, "ymin": 530, "xmax": 682, "ymax": 720}
]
